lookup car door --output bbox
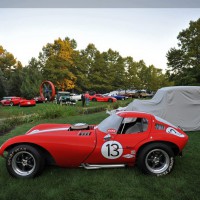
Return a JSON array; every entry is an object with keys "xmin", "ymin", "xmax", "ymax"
[
  {"xmin": 85, "ymin": 114, "xmax": 152, "ymax": 164},
  {"xmin": 4, "ymin": 98, "xmax": 11, "ymax": 105},
  {"xmin": 96, "ymin": 95, "xmax": 104, "ymax": 102}
]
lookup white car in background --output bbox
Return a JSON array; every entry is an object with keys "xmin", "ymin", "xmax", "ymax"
[{"xmin": 70, "ymin": 93, "xmax": 82, "ymax": 101}]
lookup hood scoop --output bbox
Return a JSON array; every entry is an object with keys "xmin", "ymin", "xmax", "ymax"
[{"xmin": 78, "ymin": 132, "xmax": 91, "ymax": 136}]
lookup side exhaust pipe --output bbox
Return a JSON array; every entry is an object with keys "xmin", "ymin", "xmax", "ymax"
[{"xmin": 81, "ymin": 163, "xmax": 125, "ymax": 170}]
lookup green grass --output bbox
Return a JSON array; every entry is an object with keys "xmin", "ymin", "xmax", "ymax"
[
  {"xmin": 0, "ymin": 99, "xmax": 132, "ymax": 134},
  {"xmin": 0, "ymin": 99, "xmax": 132, "ymax": 119},
  {"xmin": 0, "ymin": 111, "xmax": 199, "ymax": 200}
]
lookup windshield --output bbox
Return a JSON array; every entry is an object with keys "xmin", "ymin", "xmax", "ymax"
[{"xmin": 97, "ymin": 113, "xmax": 123, "ymax": 133}]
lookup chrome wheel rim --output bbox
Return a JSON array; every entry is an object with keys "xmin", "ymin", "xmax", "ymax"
[
  {"xmin": 145, "ymin": 149, "xmax": 170, "ymax": 174},
  {"xmin": 12, "ymin": 151, "xmax": 36, "ymax": 176}
]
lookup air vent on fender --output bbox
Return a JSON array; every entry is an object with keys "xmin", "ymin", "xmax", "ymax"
[{"xmin": 78, "ymin": 132, "xmax": 91, "ymax": 136}]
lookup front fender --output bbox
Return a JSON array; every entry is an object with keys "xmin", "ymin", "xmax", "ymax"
[{"xmin": 0, "ymin": 135, "xmax": 34, "ymax": 157}]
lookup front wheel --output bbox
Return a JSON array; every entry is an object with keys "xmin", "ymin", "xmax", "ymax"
[
  {"xmin": 108, "ymin": 99, "xmax": 113, "ymax": 102},
  {"xmin": 137, "ymin": 143, "xmax": 175, "ymax": 176},
  {"xmin": 6, "ymin": 145, "xmax": 45, "ymax": 178},
  {"xmin": 10, "ymin": 102, "xmax": 14, "ymax": 106}
]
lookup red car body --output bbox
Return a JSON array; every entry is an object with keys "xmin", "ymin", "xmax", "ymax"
[
  {"xmin": 0, "ymin": 111, "xmax": 188, "ymax": 178},
  {"xmin": 89, "ymin": 94, "xmax": 117, "ymax": 102},
  {"xmin": 34, "ymin": 96, "xmax": 45, "ymax": 103},
  {"xmin": 19, "ymin": 99, "xmax": 36, "ymax": 107},
  {"xmin": 0, "ymin": 96, "xmax": 22, "ymax": 106}
]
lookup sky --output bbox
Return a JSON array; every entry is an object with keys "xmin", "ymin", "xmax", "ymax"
[{"xmin": 0, "ymin": 8, "xmax": 200, "ymax": 71}]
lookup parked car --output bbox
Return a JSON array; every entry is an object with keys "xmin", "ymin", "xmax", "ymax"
[
  {"xmin": 59, "ymin": 95, "xmax": 76, "ymax": 105},
  {"xmin": 0, "ymin": 96, "xmax": 22, "ymax": 106},
  {"xmin": 34, "ymin": 96, "xmax": 45, "ymax": 103},
  {"xmin": 19, "ymin": 99, "xmax": 36, "ymax": 107},
  {"xmin": 0, "ymin": 111, "xmax": 188, "ymax": 178},
  {"xmin": 89, "ymin": 94, "xmax": 117, "ymax": 102},
  {"xmin": 70, "ymin": 93, "xmax": 82, "ymax": 101},
  {"xmin": 111, "ymin": 94, "xmax": 127, "ymax": 100}
]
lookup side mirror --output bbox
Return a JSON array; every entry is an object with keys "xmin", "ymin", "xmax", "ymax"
[{"xmin": 104, "ymin": 134, "xmax": 111, "ymax": 141}]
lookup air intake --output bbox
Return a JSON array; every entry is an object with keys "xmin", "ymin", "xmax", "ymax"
[{"xmin": 79, "ymin": 132, "xmax": 91, "ymax": 136}]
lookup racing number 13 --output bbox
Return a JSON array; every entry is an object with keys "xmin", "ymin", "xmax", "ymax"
[
  {"xmin": 101, "ymin": 141, "xmax": 123, "ymax": 159},
  {"xmin": 106, "ymin": 143, "xmax": 120, "ymax": 157}
]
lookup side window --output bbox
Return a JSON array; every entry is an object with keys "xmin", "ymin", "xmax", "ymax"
[
  {"xmin": 155, "ymin": 124, "xmax": 165, "ymax": 130},
  {"xmin": 119, "ymin": 117, "xmax": 148, "ymax": 134}
]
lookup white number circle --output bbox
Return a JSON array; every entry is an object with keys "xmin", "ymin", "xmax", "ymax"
[{"xmin": 101, "ymin": 141, "xmax": 123, "ymax": 159}]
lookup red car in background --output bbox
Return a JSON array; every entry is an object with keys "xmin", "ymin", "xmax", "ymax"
[
  {"xmin": 19, "ymin": 99, "xmax": 36, "ymax": 107},
  {"xmin": 34, "ymin": 96, "xmax": 45, "ymax": 103},
  {"xmin": 0, "ymin": 97, "xmax": 22, "ymax": 106},
  {"xmin": 89, "ymin": 94, "xmax": 117, "ymax": 102}
]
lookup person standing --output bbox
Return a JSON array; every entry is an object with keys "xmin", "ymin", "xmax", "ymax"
[
  {"xmin": 85, "ymin": 91, "xmax": 90, "ymax": 106},
  {"xmin": 81, "ymin": 93, "xmax": 85, "ymax": 107}
]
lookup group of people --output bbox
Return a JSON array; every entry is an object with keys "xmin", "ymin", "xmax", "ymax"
[{"xmin": 81, "ymin": 91, "xmax": 90, "ymax": 107}]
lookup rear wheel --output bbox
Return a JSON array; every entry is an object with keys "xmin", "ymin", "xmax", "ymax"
[
  {"xmin": 10, "ymin": 102, "xmax": 14, "ymax": 106},
  {"xmin": 108, "ymin": 99, "xmax": 113, "ymax": 102},
  {"xmin": 6, "ymin": 145, "xmax": 45, "ymax": 178},
  {"xmin": 92, "ymin": 98, "xmax": 97, "ymax": 101},
  {"xmin": 137, "ymin": 143, "xmax": 174, "ymax": 176}
]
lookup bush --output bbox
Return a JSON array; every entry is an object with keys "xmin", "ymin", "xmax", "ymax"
[
  {"xmin": 39, "ymin": 105, "xmax": 64, "ymax": 119},
  {"xmin": 79, "ymin": 106, "xmax": 107, "ymax": 115}
]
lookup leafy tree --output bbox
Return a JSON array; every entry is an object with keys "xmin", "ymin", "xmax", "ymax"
[
  {"xmin": 72, "ymin": 44, "xmax": 97, "ymax": 92},
  {"xmin": 0, "ymin": 45, "xmax": 17, "ymax": 79},
  {"xmin": 7, "ymin": 61, "xmax": 23, "ymax": 96},
  {"xmin": 166, "ymin": 18, "xmax": 200, "ymax": 85},
  {"xmin": 0, "ymin": 45, "xmax": 23, "ymax": 96},
  {"xmin": 89, "ymin": 50, "xmax": 111, "ymax": 92},
  {"xmin": 20, "ymin": 58, "xmax": 43, "ymax": 99},
  {"xmin": 40, "ymin": 37, "xmax": 77, "ymax": 91},
  {"xmin": 0, "ymin": 69, "xmax": 7, "ymax": 98}
]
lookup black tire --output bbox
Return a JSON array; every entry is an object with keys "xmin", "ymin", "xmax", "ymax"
[
  {"xmin": 137, "ymin": 143, "xmax": 175, "ymax": 176},
  {"xmin": 6, "ymin": 144, "xmax": 45, "ymax": 178},
  {"xmin": 10, "ymin": 102, "xmax": 14, "ymax": 106},
  {"xmin": 92, "ymin": 98, "xmax": 97, "ymax": 101},
  {"xmin": 108, "ymin": 98, "xmax": 113, "ymax": 102}
]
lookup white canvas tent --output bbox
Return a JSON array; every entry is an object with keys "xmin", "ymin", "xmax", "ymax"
[{"xmin": 126, "ymin": 86, "xmax": 200, "ymax": 131}]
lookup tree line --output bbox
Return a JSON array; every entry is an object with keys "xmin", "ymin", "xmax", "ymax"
[{"xmin": 0, "ymin": 18, "xmax": 199, "ymax": 99}]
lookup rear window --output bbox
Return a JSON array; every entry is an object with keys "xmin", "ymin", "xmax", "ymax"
[{"xmin": 155, "ymin": 116, "xmax": 177, "ymax": 128}]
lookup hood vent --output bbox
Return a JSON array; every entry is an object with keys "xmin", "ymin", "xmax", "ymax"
[{"xmin": 79, "ymin": 132, "xmax": 91, "ymax": 136}]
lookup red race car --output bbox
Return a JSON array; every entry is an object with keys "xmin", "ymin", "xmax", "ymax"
[
  {"xmin": 89, "ymin": 94, "xmax": 117, "ymax": 102},
  {"xmin": 34, "ymin": 96, "xmax": 45, "ymax": 103},
  {"xmin": 0, "ymin": 111, "xmax": 188, "ymax": 178},
  {"xmin": 19, "ymin": 99, "xmax": 36, "ymax": 107},
  {"xmin": 0, "ymin": 96, "xmax": 22, "ymax": 106}
]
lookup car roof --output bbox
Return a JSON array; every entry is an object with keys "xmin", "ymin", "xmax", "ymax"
[{"xmin": 116, "ymin": 111, "xmax": 153, "ymax": 118}]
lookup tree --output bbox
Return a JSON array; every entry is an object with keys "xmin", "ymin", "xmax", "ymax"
[
  {"xmin": 39, "ymin": 37, "xmax": 77, "ymax": 91},
  {"xmin": 20, "ymin": 58, "xmax": 43, "ymax": 99},
  {"xmin": 0, "ymin": 69, "xmax": 7, "ymax": 98},
  {"xmin": 73, "ymin": 44, "xmax": 98, "ymax": 92},
  {"xmin": 0, "ymin": 45, "xmax": 23, "ymax": 96},
  {"xmin": 99, "ymin": 49, "xmax": 127, "ymax": 92},
  {"xmin": 166, "ymin": 18, "xmax": 200, "ymax": 85},
  {"xmin": 124, "ymin": 57, "xmax": 141, "ymax": 90},
  {"xmin": 0, "ymin": 45, "xmax": 17, "ymax": 79}
]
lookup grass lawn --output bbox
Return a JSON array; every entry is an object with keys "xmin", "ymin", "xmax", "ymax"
[
  {"xmin": 0, "ymin": 104, "xmax": 200, "ymax": 200},
  {"xmin": 0, "ymin": 99, "xmax": 132, "ymax": 119}
]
